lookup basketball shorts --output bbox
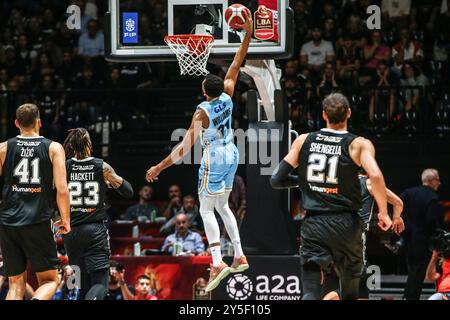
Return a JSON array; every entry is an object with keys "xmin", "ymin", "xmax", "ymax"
[
  {"xmin": 198, "ymin": 143, "xmax": 238, "ymax": 196},
  {"xmin": 300, "ymin": 211, "xmax": 363, "ymax": 280},
  {"xmin": 0, "ymin": 220, "xmax": 59, "ymax": 276},
  {"xmin": 62, "ymin": 221, "xmax": 110, "ymax": 274}
]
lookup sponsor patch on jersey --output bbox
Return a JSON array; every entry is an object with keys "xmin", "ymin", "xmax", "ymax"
[
  {"xmin": 315, "ymin": 134, "xmax": 343, "ymax": 143},
  {"xmin": 71, "ymin": 207, "xmax": 96, "ymax": 214},
  {"xmin": 17, "ymin": 141, "xmax": 41, "ymax": 147},
  {"xmin": 308, "ymin": 184, "xmax": 339, "ymax": 194},
  {"xmin": 11, "ymin": 185, "xmax": 42, "ymax": 193},
  {"xmin": 72, "ymin": 164, "xmax": 95, "ymax": 171},
  {"xmin": 214, "ymin": 102, "xmax": 227, "ymax": 113}
]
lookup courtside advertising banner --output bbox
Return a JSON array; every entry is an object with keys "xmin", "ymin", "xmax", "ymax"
[{"xmin": 213, "ymin": 256, "xmax": 302, "ymax": 301}]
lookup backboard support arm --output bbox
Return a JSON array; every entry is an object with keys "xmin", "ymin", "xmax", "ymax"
[{"xmin": 241, "ymin": 59, "xmax": 281, "ymax": 122}]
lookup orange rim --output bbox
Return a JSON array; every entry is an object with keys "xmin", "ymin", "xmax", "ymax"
[{"xmin": 164, "ymin": 34, "xmax": 214, "ymax": 45}]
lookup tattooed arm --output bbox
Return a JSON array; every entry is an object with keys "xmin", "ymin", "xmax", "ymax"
[{"xmin": 103, "ymin": 162, "xmax": 134, "ymax": 198}]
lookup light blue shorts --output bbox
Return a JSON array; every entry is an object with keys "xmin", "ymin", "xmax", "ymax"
[{"xmin": 198, "ymin": 143, "xmax": 239, "ymax": 196}]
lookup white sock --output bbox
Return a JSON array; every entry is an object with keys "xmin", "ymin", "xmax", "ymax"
[
  {"xmin": 215, "ymin": 191, "xmax": 244, "ymax": 259},
  {"xmin": 199, "ymin": 194, "xmax": 222, "ymax": 266},
  {"xmin": 210, "ymin": 246, "xmax": 222, "ymax": 267},
  {"xmin": 232, "ymin": 240, "xmax": 244, "ymax": 259}
]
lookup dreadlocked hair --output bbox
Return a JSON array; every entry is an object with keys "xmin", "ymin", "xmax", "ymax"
[{"xmin": 63, "ymin": 128, "xmax": 93, "ymax": 159}]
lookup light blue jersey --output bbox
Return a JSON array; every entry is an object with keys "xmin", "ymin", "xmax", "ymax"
[
  {"xmin": 197, "ymin": 93, "xmax": 234, "ymax": 146},
  {"xmin": 197, "ymin": 93, "xmax": 238, "ymax": 196}
]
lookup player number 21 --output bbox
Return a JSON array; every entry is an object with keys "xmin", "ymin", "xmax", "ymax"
[{"xmin": 306, "ymin": 154, "xmax": 339, "ymax": 184}]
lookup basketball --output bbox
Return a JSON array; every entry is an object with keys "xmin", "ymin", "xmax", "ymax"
[{"xmin": 225, "ymin": 4, "xmax": 249, "ymax": 30}]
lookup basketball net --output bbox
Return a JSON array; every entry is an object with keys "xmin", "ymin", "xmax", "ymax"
[{"xmin": 164, "ymin": 34, "xmax": 214, "ymax": 76}]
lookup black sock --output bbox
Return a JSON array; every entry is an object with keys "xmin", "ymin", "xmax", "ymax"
[
  {"xmin": 301, "ymin": 262, "xmax": 323, "ymax": 300},
  {"xmin": 84, "ymin": 268, "xmax": 109, "ymax": 300}
]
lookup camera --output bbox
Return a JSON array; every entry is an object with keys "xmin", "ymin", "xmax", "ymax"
[{"xmin": 430, "ymin": 229, "xmax": 450, "ymax": 258}]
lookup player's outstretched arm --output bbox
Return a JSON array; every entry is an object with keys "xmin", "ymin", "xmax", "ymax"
[
  {"xmin": 270, "ymin": 134, "xmax": 308, "ymax": 189},
  {"xmin": 146, "ymin": 109, "xmax": 207, "ymax": 182},
  {"xmin": 356, "ymin": 138, "xmax": 391, "ymax": 231},
  {"xmin": 50, "ymin": 142, "xmax": 71, "ymax": 235},
  {"xmin": 103, "ymin": 162, "xmax": 134, "ymax": 199},
  {"xmin": 224, "ymin": 8, "xmax": 253, "ymax": 97},
  {"xmin": 0, "ymin": 141, "xmax": 6, "ymax": 177}
]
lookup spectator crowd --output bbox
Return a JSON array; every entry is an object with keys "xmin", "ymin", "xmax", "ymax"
[
  {"xmin": 284, "ymin": 0, "xmax": 450, "ymax": 134},
  {"xmin": 112, "ymin": 178, "xmax": 246, "ymax": 257},
  {"xmin": 0, "ymin": 0, "xmax": 166, "ymax": 140}
]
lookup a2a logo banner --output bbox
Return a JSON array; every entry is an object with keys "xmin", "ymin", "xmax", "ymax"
[{"xmin": 213, "ymin": 256, "xmax": 302, "ymax": 300}]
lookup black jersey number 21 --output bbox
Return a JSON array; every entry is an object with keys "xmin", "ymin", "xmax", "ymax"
[{"xmin": 306, "ymin": 153, "xmax": 339, "ymax": 184}]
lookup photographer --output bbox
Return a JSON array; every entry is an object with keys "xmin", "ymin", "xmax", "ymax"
[{"xmin": 426, "ymin": 231, "xmax": 450, "ymax": 300}]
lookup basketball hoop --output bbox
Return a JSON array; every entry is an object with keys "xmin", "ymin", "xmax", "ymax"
[{"xmin": 164, "ymin": 34, "xmax": 214, "ymax": 76}]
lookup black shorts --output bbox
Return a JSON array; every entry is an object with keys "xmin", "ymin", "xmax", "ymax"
[
  {"xmin": 300, "ymin": 211, "xmax": 363, "ymax": 280},
  {"xmin": 62, "ymin": 221, "xmax": 110, "ymax": 274},
  {"xmin": 324, "ymin": 228, "xmax": 370, "ymax": 299},
  {"xmin": 0, "ymin": 220, "xmax": 59, "ymax": 277}
]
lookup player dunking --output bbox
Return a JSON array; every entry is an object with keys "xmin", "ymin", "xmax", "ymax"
[
  {"xmin": 0, "ymin": 104, "xmax": 70, "ymax": 300},
  {"xmin": 271, "ymin": 93, "xmax": 393, "ymax": 300},
  {"xmin": 146, "ymin": 10, "xmax": 253, "ymax": 292},
  {"xmin": 63, "ymin": 128, "xmax": 134, "ymax": 300}
]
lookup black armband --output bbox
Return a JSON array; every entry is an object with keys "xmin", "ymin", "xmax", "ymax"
[
  {"xmin": 116, "ymin": 179, "xmax": 134, "ymax": 199},
  {"xmin": 270, "ymin": 160, "xmax": 299, "ymax": 190}
]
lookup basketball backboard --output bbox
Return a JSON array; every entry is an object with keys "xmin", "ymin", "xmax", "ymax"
[{"xmin": 105, "ymin": 0, "xmax": 294, "ymax": 62}]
